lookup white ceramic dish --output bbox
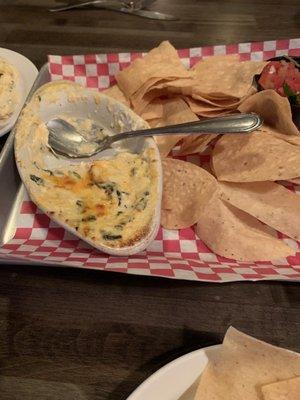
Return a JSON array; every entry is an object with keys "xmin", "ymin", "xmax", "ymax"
[
  {"xmin": 14, "ymin": 80, "xmax": 162, "ymax": 256},
  {"xmin": 127, "ymin": 345, "xmax": 219, "ymax": 400},
  {"xmin": 0, "ymin": 47, "xmax": 38, "ymax": 137}
]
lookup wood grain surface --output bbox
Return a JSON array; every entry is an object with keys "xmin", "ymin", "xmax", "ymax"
[{"xmin": 0, "ymin": 1, "xmax": 300, "ymax": 399}]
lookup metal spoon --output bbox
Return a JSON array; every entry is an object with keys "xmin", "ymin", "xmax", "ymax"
[
  {"xmin": 49, "ymin": 0, "xmax": 177, "ymax": 19},
  {"xmin": 49, "ymin": 0, "xmax": 141, "ymax": 12},
  {"xmin": 47, "ymin": 113, "xmax": 262, "ymax": 158}
]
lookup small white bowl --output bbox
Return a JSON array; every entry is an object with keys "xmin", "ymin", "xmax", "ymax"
[
  {"xmin": 0, "ymin": 47, "xmax": 38, "ymax": 137},
  {"xmin": 14, "ymin": 80, "xmax": 162, "ymax": 256}
]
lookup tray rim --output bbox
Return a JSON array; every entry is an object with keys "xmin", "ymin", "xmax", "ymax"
[
  {"xmin": 0, "ymin": 63, "xmax": 50, "ymax": 249},
  {"xmin": 1, "ymin": 252, "xmax": 300, "ymax": 283}
]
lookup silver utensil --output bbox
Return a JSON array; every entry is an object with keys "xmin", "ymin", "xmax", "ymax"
[
  {"xmin": 47, "ymin": 113, "xmax": 262, "ymax": 158},
  {"xmin": 49, "ymin": 0, "xmax": 177, "ymax": 19},
  {"xmin": 49, "ymin": 0, "xmax": 141, "ymax": 12},
  {"xmin": 106, "ymin": 6, "xmax": 178, "ymax": 20}
]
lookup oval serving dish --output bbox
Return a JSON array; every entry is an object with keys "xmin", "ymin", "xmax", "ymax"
[{"xmin": 14, "ymin": 80, "xmax": 162, "ymax": 256}]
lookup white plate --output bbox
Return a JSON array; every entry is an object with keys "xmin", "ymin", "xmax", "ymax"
[
  {"xmin": 0, "ymin": 47, "xmax": 38, "ymax": 137},
  {"xmin": 127, "ymin": 345, "xmax": 220, "ymax": 400}
]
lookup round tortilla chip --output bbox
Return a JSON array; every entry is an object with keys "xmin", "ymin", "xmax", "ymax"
[
  {"xmin": 192, "ymin": 56, "xmax": 266, "ymax": 98},
  {"xmin": 161, "ymin": 158, "xmax": 217, "ymax": 229},
  {"xmin": 195, "ymin": 327, "xmax": 300, "ymax": 400},
  {"xmin": 152, "ymin": 97, "xmax": 199, "ymax": 157},
  {"xmin": 183, "ymin": 96, "xmax": 238, "ymax": 116},
  {"xmin": 219, "ymin": 181, "xmax": 300, "ymax": 241},
  {"xmin": 196, "ymin": 194, "xmax": 295, "ymax": 261},
  {"xmin": 212, "ymin": 126, "xmax": 300, "ymax": 182},
  {"xmin": 177, "ymin": 134, "xmax": 217, "ymax": 156},
  {"xmin": 155, "ymin": 66, "xmax": 256, "ymax": 106},
  {"xmin": 140, "ymin": 98, "xmax": 164, "ymax": 121},
  {"xmin": 161, "ymin": 80, "xmax": 240, "ymax": 104},
  {"xmin": 261, "ymin": 377, "xmax": 300, "ymax": 400},
  {"xmin": 289, "ymin": 177, "xmax": 300, "ymax": 185},
  {"xmin": 132, "ymin": 86, "xmax": 167, "ymax": 115},
  {"xmin": 148, "ymin": 118, "xmax": 162, "ymax": 128},
  {"xmin": 194, "ymin": 110, "xmax": 234, "ymax": 118},
  {"xmin": 238, "ymin": 89, "xmax": 299, "ymax": 136},
  {"xmin": 273, "ymin": 130, "xmax": 300, "ymax": 146},
  {"xmin": 116, "ymin": 41, "xmax": 191, "ymax": 98}
]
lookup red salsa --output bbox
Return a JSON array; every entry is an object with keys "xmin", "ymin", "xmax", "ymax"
[{"xmin": 258, "ymin": 60, "xmax": 300, "ymax": 104}]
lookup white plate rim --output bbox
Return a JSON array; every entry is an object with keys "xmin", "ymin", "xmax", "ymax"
[
  {"xmin": 127, "ymin": 344, "xmax": 220, "ymax": 400},
  {"xmin": 0, "ymin": 47, "xmax": 38, "ymax": 137}
]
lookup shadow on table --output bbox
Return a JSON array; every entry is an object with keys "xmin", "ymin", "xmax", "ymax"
[{"xmin": 107, "ymin": 327, "xmax": 218, "ymax": 400}]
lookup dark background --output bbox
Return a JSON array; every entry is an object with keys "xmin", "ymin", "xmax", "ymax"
[{"xmin": 0, "ymin": 1, "xmax": 299, "ymax": 399}]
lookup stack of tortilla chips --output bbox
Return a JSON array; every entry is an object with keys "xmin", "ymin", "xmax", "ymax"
[
  {"xmin": 103, "ymin": 41, "xmax": 300, "ymax": 262},
  {"xmin": 192, "ymin": 327, "xmax": 300, "ymax": 400}
]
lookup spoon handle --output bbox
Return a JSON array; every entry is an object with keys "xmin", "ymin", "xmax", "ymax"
[
  {"xmin": 107, "ymin": 113, "xmax": 262, "ymax": 145},
  {"xmin": 49, "ymin": 0, "xmax": 122, "ymax": 12}
]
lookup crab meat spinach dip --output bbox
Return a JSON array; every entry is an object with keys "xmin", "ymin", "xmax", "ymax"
[
  {"xmin": 0, "ymin": 57, "xmax": 20, "ymax": 124},
  {"xmin": 14, "ymin": 81, "xmax": 160, "ymax": 250}
]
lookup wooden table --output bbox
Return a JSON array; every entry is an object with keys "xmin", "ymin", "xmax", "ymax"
[{"xmin": 0, "ymin": 1, "xmax": 299, "ymax": 399}]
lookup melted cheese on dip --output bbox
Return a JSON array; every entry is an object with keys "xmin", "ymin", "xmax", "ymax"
[{"xmin": 30, "ymin": 148, "xmax": 157, "ymax": 247}]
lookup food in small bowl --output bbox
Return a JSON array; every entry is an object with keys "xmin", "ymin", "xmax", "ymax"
[
  {"xmin": 14, "ymin": 80, "xmax": 162, "ymax": 256},
  {"xmin": 0, "ymin": 57, "xmax": 20, "ymax": 126},
  {"xmin": 255, "ymin": 56, "xmax": 300, "ymax": 128}
]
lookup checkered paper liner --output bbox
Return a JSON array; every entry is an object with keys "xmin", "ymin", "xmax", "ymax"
[{"xmin": 1, "ymin": 38, "xmax": 300, "ymax": 282}]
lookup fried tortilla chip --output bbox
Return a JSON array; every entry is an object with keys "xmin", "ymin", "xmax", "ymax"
[
  {"xmin": 147, "ymin": 118, "xmax": 162, "ymax": 128},
  {"xmin": 192, "ymin": 55, "xmax": 266, "ymax": 98},
  {"xmin": 261, "ymin": 377, "xmax": 300, "ymax": 400},
  {"xmin": 157, "ymin": 77, "xmax": 239, "ymax": 103},
  {"xmin": 194, "ymin": 54, "xmax": 240, "ymax": 66},
  {"xmin": 143, "ymin": 76, "xmax": 195, "ymax": 99},
  {"xmin": 194, "ymin": 110, "xmax": 234, "ymax": 118},
  {"xmin": 167, "ymin": 85, "xmax": 241, "ymax": 106},
  {"xmin": 177, "ymin": 134, "xmax": 216, "ymax": 156},
  {"xmin": 178, "ymin": 377, "xmax": 200, "ymax": 400},
  {"xmin": 238, "ymin": 89, "xmax": 299, "ymax": 135},
  {"xmin": 160, "ymin": 77, "xmax": 243, "ymax": 108},
  {"xmin": 200, "ymin": 159, "xmax": 216, "ymax": 176},
  {"xmin": 140, "ymin": 98, "xmax": 164, "ymax": 121},
  {"xmin": 195, "ymin": 193, "xmax": 294, "ymax": 261},
  {"xmin": 150, "ymin": 55, "xmax": 259, "ymax": 107},
  {"xmin": 213, "ymin": 126, "xmax": 300, "ymax": 182},
  {"xmin": 174, "ymin": 97, "xmax": 234, "ymax": 156},
  {"xmin": 132, "ymin": 87, "xmax": 167, "ymax": 115},
  {"xmin": 130, "ymin": 79, "xmax": 169, "ymax": 114},
  {"xmin": 152, "ymin": 97, "xmax": 199, "ymax": 157},
  {"xmin": 220, "ymin": 181, "xmax": 300, "ymax": 241},
  {"xmin": 102, "ymin": 84, "xmax": 130, "ymax": 107},
  {"xmin": 273, "ymin": 130, "xmax": 300, "ymax": 146},
  {"xmin": 161, "ymin": 158, "xmax": 217, "ymax": 229},
  {"xmin": 183, "ymin": 96, "xmax": 236, "ymax": 117},
  {"xmin": 116, "ymin": 41, "xmax": 191, "ymax": 98},
  {"xmin": 191, "ymin": 91, "xmax": 240, "ymax": 101},
  {"xmin": 289, "ymin": 177, "xmax": 300, "ymax": 185},
  {"xmin": 195, "ymin": 327, "xmax": 300, "ymax": 400}
]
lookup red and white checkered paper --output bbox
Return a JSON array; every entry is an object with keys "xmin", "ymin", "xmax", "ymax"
[{"xmin": 1, "ymin": 38, "xmax": 300, "ymax": 282}]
